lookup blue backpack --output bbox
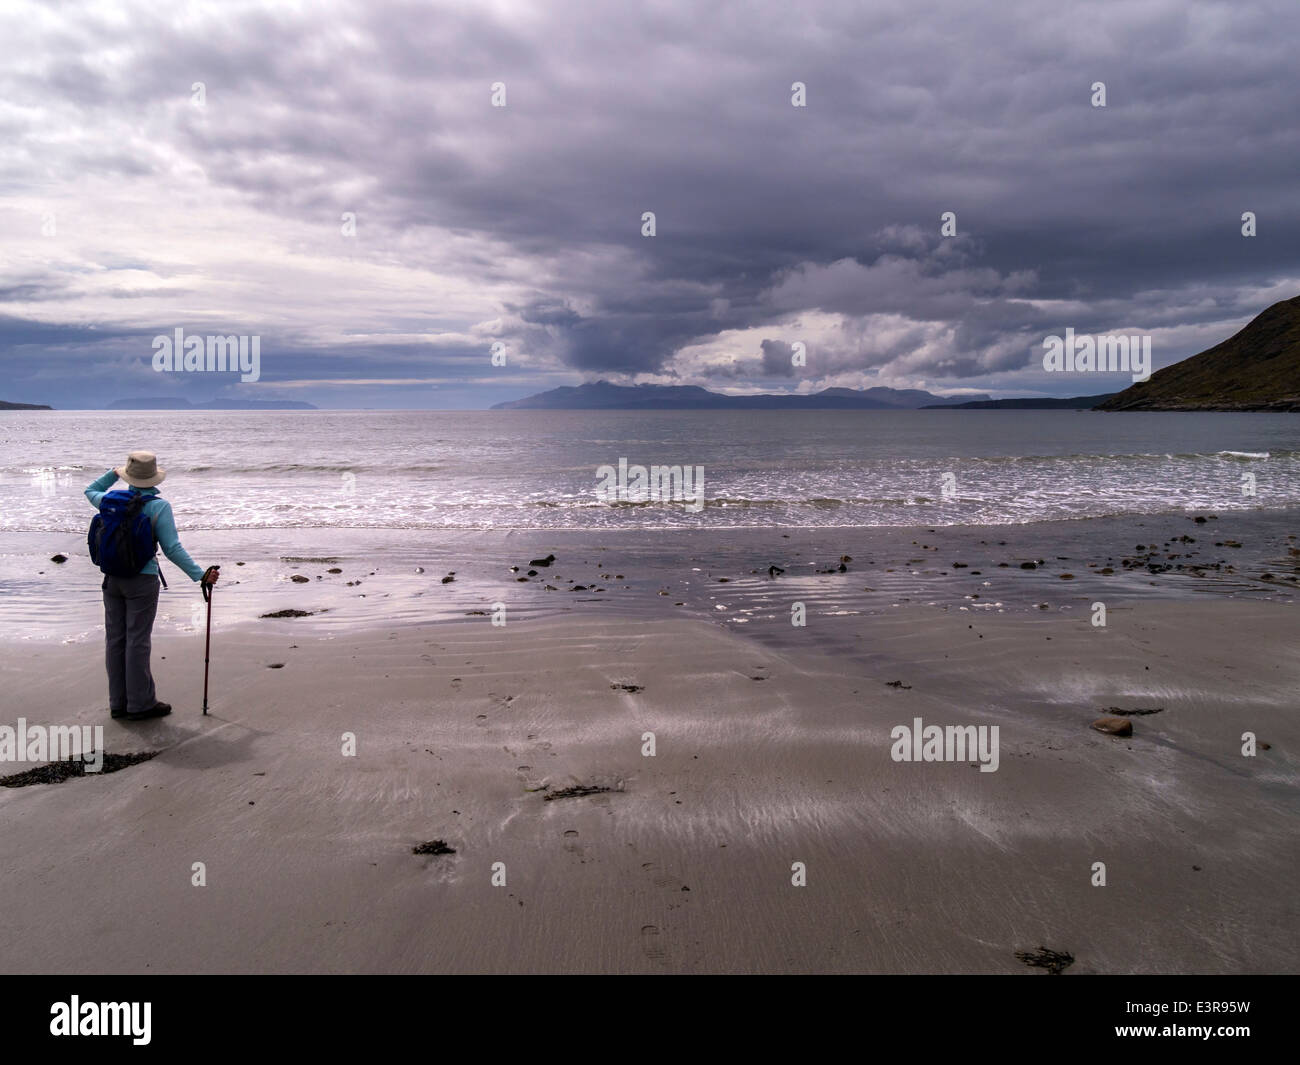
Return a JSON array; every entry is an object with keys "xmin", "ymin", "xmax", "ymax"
[{"xmin": 88, "ymin": 490, "xmax": 162, "ymax": 582}]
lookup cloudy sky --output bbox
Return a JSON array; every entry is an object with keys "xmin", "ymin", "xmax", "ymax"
[{"xmin": 2, "ymin": 0, "xmax": 1297, "ymax": 409}]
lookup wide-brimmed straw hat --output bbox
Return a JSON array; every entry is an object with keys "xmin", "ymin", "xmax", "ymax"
[{"xmin": 116, "ymin": 450, "xmax": 166, "ymax": 488}]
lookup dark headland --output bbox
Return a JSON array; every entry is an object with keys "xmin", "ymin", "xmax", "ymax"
[
  {"xmin": 1098, "ymin": 294, "xmax": 1300, "ymax": 411},
  {"xmin": 0, "ymin": 400, "xmax": 53, "ymax": 410},
  {"xmin": 924, "ymin": 393, "xmax": 1117, "ymax": 410}
]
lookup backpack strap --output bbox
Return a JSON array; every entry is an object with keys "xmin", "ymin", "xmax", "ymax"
[{"xmin": 128, "ymin": 491, "xmax": 166, "ymax": 589}]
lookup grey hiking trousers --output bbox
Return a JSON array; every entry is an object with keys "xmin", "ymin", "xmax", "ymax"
[{"xmin": 102, "ymin": 572, "xmax": 161, "ymax": 713}]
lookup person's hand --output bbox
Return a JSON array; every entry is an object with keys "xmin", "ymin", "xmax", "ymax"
[{"xmin": 201, "ymin": 565, "xmax": 220, "ymax": 586}]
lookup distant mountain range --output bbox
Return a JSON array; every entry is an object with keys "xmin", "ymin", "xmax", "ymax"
[
  {"xmin": 1098, "ymin": 295, "xmax": 1300, "ymax": 411},
  {"xmin": 106, "ymin": 397, "xmax": 318, "ymax": 411},
  {"xmin": 491, "ymin": 381, "xmax": 991, "ymax": 410},
  {"xmin": 16, "ymin": 296, "xmax": 1299, "ymax": 414},
  {"xmin": 496, "ymin": 294, "xmax": 1300, "ymax": 414}
]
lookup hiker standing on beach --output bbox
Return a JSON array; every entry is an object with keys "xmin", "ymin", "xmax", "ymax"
[{"xmin": 85, "ymin": 451, "xmax": 219, "ymax": 721}]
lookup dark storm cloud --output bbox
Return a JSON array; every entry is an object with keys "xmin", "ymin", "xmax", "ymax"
[
  {"xmin": 759, "ymin": 339, "xmax": 795, "ymax": 377},
  {"xmin": 0, "ymin": 316, "xmax": 140, "ymax": 349},
  {"xmin": 0, "ymin": 284, "xmax": 76, "ymax": 303},
  {"xmin": 2, "ymin": 0, "xmax": 1298, "ymax": 405}
]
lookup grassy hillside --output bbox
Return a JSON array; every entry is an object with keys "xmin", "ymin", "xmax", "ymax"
[{"xmin": 1098, "ymin": 295, "xmax": 1300, "ymax": 411}]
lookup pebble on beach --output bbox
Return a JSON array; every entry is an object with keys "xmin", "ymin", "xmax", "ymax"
[{"xmin": 1091, "ymin": 716, "xmax": 1133, "ymax": 737}]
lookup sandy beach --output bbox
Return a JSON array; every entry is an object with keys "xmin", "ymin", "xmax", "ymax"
[
  {"xmin": 2, "ymin": 594, "xmax": 1296, "ymax": 974},
  {"xmin": 8, "ymin": 0, "xmax": 1300, "ymax": 1010}
]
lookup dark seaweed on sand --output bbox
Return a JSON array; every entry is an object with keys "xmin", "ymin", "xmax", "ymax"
[
  {"xmin": 0, "ymin": 751, "xmax": 158, "ymax": 788},
  {"xmin": 412, "ymin": 839, "xmax": 456, "ymax": 855},
  {"xmin": 1015, "ymin": 947, "xmax": 1074, "ymax": 975},
  {"xmin": 544, "ymin": 784, "xmax": 616, "ymax": 801}
]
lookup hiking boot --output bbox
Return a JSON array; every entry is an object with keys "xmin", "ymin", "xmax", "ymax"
[{"xmin": 125, "ymin": 702, "xmax": 172, "ymax": 721}]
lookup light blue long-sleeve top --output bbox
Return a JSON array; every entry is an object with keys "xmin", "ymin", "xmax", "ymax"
[{"xmin": 85, "ymin": 470, "xmax": 205, "ymax": 582}]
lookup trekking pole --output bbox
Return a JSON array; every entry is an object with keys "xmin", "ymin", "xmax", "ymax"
[{"xmin": 201, "ymin": 566, "xmax": 219, "ymax": 714}]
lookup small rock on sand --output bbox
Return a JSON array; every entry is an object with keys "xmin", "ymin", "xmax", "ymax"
[{"xmin": 1091, "ymin": 716, "xmax": 1133, "ymax": 736}]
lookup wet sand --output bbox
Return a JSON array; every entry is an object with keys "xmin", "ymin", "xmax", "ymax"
[
  {"xmin": 4, "ymin": 508, "xmax": 1297, "ymax": 643},
  {"xmin": 1, "ymin": 598, "xmax": 1296, "ymax": 974}
]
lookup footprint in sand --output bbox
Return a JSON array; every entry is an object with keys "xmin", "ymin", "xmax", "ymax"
[
  {"xmin": 516, "ymin": 764, "xmax": 549, "ymax": 793},
  {"xmin": 640, "ymin": 924, "xmax": 667, "ymax": 961},
  {"xmin": 639, "ymin": 860, "xmax": 684, "ymax": 891},
  {"xmin": 562, "ymin": 829, "xmax": 584, "ymax": 859}
]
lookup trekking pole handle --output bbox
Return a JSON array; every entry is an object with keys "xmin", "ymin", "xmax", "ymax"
[{"xmin": 201, "ymin": 565, "xmax": 220, "ymax": 602}]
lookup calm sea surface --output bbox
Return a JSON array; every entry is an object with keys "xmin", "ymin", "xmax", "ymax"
[{"xmin": 3, "ymin": 409, "xmax": 1299, "ymax": 533}]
